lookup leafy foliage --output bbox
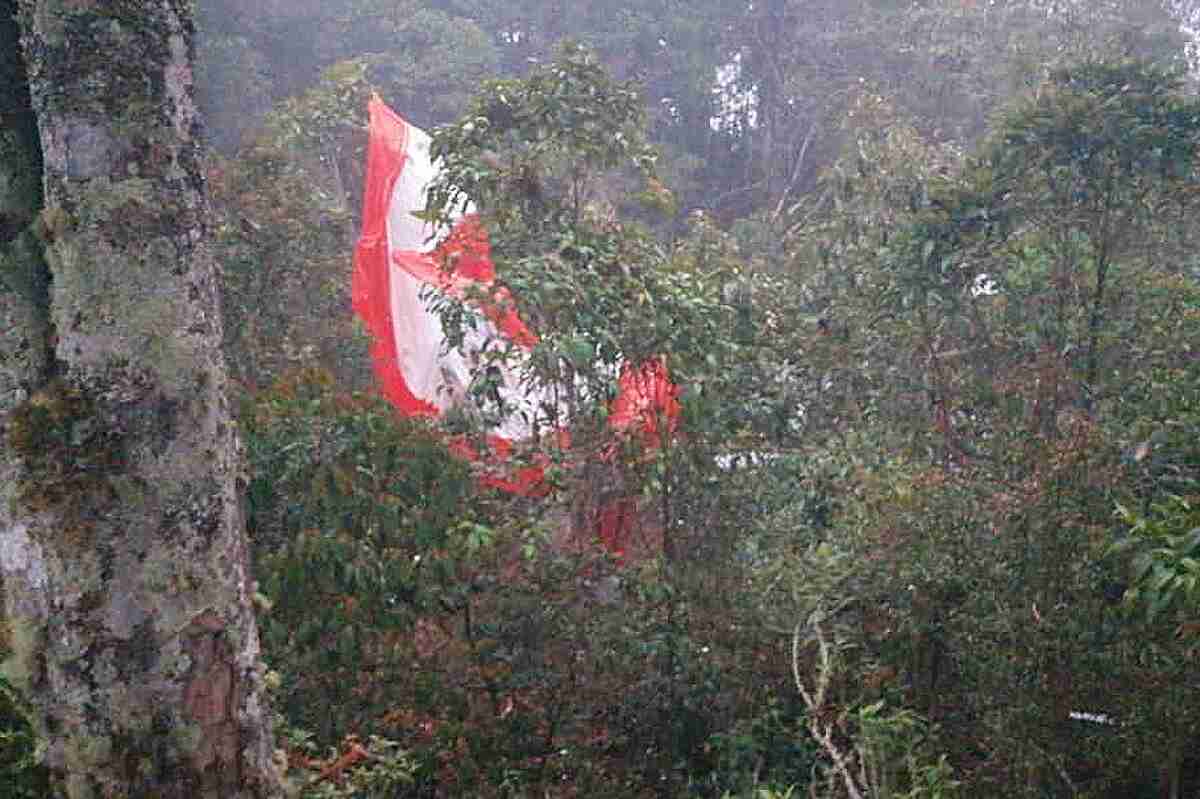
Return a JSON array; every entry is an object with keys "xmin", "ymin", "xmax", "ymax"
[
  {"xmin": 179, "ymin": 3, "xmax": 1200, "ymax": 796},
  {"xmin": 243, "ymin": 368, "xmax": 477, "ymax": 742},
  {"xmin": 774, "ymin": 55, "xmax": 1200, "ymax": 796},
  {"xmin": 207, "ymin": 61, "xmax": 375, "ymax": 393},
  {"xmin": 1116, "ymin": 496, "xmax": 1200, "ymax": 619},
  {"xmin": 425, "ymin": 43, "xmax": 697, "ymax": 396}
]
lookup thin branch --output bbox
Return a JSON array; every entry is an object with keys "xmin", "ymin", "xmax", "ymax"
[{"xmin": 793, "ymin": 615, "xmax": 866, "ymax": 799}]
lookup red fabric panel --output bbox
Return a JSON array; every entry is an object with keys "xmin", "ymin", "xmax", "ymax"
[
  {"xmin": 446, "ymin": 435, "xmax": 551, "ymax": 497},
  {"xmin": 608, "ymin": 359, "xmax": 681, "ymax": 445},
  {"xmin": 351, "ymin": 97, "xmax": 439, "ymax": 416},
  {"xmin": 597, "ymin": 497, "xmax": 637, "ymax": 558}
]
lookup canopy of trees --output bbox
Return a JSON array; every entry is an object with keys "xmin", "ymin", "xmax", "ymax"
[{"xmin": 5, "ymin": 0, "xmax": 1200, "ymax": 797}]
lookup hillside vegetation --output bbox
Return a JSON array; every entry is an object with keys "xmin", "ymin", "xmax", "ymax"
[{"xmin": 10, "ymin": 1, "xmax": 1200, "ymax": 796}]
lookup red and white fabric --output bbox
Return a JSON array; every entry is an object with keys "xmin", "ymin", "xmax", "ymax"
[
  {"xmin": 352, "ymin": 96, "xmax": 543, "ymax": 441},
  {"xmin": 352, "ymin": 97, "xmax": 681, "ymax": 508}
]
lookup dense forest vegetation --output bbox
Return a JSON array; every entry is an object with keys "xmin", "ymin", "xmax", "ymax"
[{"xmin": 6, "ymin": 0, "xmax": 1200, "ymax": 796}]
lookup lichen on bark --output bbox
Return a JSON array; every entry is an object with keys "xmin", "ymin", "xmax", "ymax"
[{"xmin": 1, "ymin": 1, "xmax": 283, "ymax": 796}]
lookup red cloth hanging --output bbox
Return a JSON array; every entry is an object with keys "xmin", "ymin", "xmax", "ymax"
[
  {"xmin": 352, "ymin": 97, "xmax": 433, "ymax": 415},
  {"xmin": 352, "ymin": 97, "xmax": 682, "ymax": 554}
]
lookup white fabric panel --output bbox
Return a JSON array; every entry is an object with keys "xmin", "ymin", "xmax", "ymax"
[
  {"xmin": 384, "ymin": 119, "xmax": 549, "ymax": 438},
  {"xmin": 385, "ymin": 124, "xmax": 469, "ymax": 411}
]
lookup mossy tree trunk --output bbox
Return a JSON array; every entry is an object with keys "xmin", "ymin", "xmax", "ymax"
[{"xmin": 0, "ymin": 1, "xmax": 282, "ymax": 796}]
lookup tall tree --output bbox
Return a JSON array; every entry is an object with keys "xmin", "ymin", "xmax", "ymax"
[{"xmin": 0, "ymin": 1, "xmax": 281, "ymax": 796}]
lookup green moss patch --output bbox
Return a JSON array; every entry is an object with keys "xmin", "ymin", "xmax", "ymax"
[{"xmin": 5, "ymin": 379, "xmax": 126, "ymax": 543}]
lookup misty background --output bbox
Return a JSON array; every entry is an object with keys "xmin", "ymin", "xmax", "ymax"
[
  {"xmin": 194, "ymin": 0, "xmax": 1200, "ymax": 226},
  {"xmin": 191, "ymin": 0, "xmax": 1200, "ymax": 391}
]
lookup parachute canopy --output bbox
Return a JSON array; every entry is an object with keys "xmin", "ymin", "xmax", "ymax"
[
  {"xmin": 351, "ymin": 97, "xmax": 679, "ymax": 495},
  {"xmin": 351, "ymin": 97, "xmax": 542, "ymax": 441}
]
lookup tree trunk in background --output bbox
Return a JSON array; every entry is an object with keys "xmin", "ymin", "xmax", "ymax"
[{"xmin": 0, "ymin": 1, "xmax": 282, "ymax": 796}]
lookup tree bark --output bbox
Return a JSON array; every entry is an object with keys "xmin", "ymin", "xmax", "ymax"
[{"xmin": 1, "ymin": 1, "xmax": 282, "ymax": 796}]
